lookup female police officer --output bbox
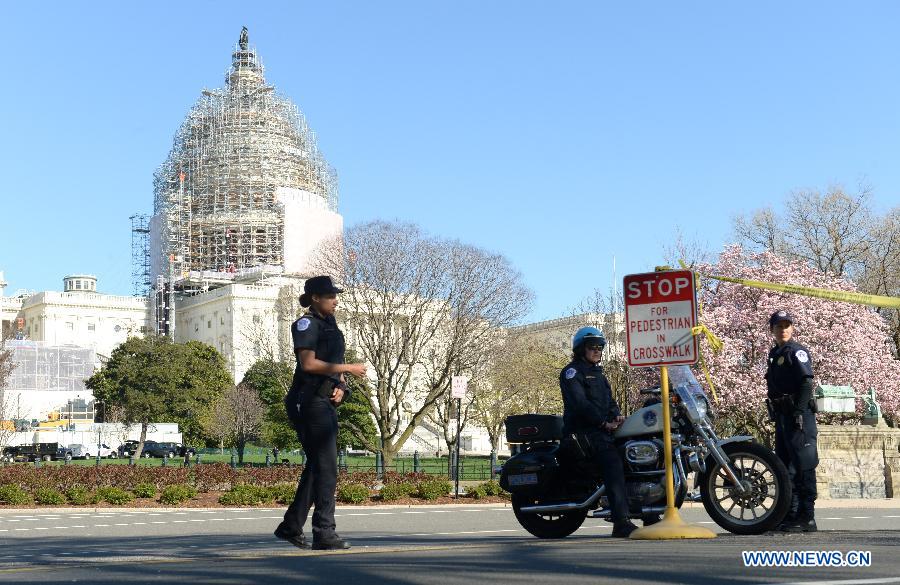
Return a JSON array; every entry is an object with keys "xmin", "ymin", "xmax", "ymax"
[
  {"xmin": 560, "ymin": 326, "xmax": 638, "ymax": 537},
  {"xmin": 765, "ymin": 310, "xmax": 818, "ymax": 533},
  {"xmin": 275, "ymin": 275, "xmax": 366, "ymax": 550}
]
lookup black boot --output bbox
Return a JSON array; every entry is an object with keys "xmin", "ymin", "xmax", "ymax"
[
  {"xmin": 641, "ymin": 514, "xmax": 662, "ymax": 527},
  {"xmin": 611, "ymin": 520, "xmax": 638, "ymax": 538},
  {"xmin": 783, "ymin": 518, "xmax": 817, "ymax": 533},
  {"xmin": 312, "ymin": 533, "xmax": 352, "ymax": 550},
  {"xmin": 274, "ymin": 524, "xmax": 310, "ymax": 549}
]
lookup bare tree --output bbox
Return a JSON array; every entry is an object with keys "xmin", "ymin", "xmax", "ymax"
[
  {"xmin": 732, "ymin": 184, "xmax": 900, "ymax": 355},
  {"xmin": 733, "ymin": 184, "xmax": 874, "ymax": 277},
  {"xmin": 732, "ymin": 207, "xmax": 784, "ymax": 255},
  {"xmin": 471, "ymin": 336, "xmax": 567, "ymax": 452},
  {"xmin": 0, "ymin": 342, "xmax": 17, "ymax": 449},
  {"xmin": 204, "ymin": 383, "xmax": 266, "ymax": 464},
  {"xmin": 311, "ymin": 220, "xmax": 532, "ymax": 466}
]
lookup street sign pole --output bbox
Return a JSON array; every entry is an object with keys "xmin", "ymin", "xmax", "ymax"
[
  {"xmin": 623, "ymin": 269, "xmax": 715, "ymax": 541},
  {"xmin": 451, "ymin": 376, "xmax": 468, "ymax": 498},
  {"xmin": 455, "ymin": 396, "xmax": 461, "ymax": 498}
]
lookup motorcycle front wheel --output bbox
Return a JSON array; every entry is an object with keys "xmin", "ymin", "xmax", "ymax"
[
  {"xmin": 511, "ymin": 494, "xmax": 587, "ymax": 539},
  {"xmin": 699, "ymin": 441, "xmax": 792, "ymax": 535}
]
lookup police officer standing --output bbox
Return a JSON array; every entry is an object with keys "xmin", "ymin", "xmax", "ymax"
[
  {"xmin": 765, "ymin": 310, "xmax": 818, "ymax": 532},
  {"xmin": 274, "ymin": 276, "xmax": 366, "ymax": 550},
  {"xmin": 560, "ymin": 327, "xmax": 638, "ymax": 538}
]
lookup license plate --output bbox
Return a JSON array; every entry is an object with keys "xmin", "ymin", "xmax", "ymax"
[{"xmin": 508, "ymin": 473, "xmax": 538, "ymax": 486}]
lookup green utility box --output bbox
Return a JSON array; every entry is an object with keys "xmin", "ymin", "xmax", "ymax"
[{"xmin": 815, "ymin": 385, "xmax": 856, "ymax": 413}]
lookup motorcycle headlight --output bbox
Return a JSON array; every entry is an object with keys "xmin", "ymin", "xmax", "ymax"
[
  {"xmin": 694, "ymin": 395, "xmax": 708, "ymax": 419},
  {"xmin": 694, "ymin": 393, "xmax": 714, "ymax": 421}
]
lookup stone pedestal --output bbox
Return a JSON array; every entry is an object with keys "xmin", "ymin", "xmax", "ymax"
[{"xmin": 816, "ymin": 425, "xmax": 900, "ymax": 498}]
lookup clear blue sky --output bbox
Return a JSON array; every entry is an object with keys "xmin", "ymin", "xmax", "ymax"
[{"xmin": 2, "ymin": 1, "xmax": 899, "ymax": 322}]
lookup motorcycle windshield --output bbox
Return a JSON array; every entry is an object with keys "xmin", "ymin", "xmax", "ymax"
[{"xmin": 667, "ymin": 365, "xmax": 705, "ymax": 396}]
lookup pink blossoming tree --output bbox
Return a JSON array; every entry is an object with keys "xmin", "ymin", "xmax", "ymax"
[{"xmin": 690, "ymin": 246, "xmax": 900, "ymax": 442}]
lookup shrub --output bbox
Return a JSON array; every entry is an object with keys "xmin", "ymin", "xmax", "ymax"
[
  {"xmin": 0, "ymin": 484, "xmax": 32, "ymax": 505},
  {"xmin": 66, "ymin": 486, "xmax": 97, "ymax": 505},
  {"xmin": 218, "ymin": 484, "xmax": 272, "ymax": 506},
  {"xmin": 416, "ymin": 478, "xmax": 451, "ymax": 501},
  {"xmin": 33, "ymin": 488, "xmax": 67, "ymax": 505},
  {"xmin": 467, "ymin": 484, "xmax": 489, "ymax": 499},
  {"xmin": 96, "ymin": 486, "xmax": 134, "ymax": 505},
  {"xmin": 132, "ymin": 483, "xmax": 157, "ymax": 498},
  {"xmin": 379, "ymin": 482, "xmax": 415, "ymax": 502},
  {"xmin": 160, "ymin": 484, "xmax": 197, "ymax": 505},
  {"xmin": 465, "ymin": 480, "xmax": 508, "ymax": 500},
  {"xmin": 336, "ymin": 483, "xmax": 370, "ymax": 504},
  {"xmin": 268, "ymin": 484, "xmax": 296, "ymax": 505}
]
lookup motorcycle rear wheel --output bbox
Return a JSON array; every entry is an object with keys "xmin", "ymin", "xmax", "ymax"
[
  {"xmin": 699, "ymin": 441, "xmax": 791, "ymax": 535},
  {"xmin": 511, "ymin": 494, "xmax": 588, "ymax": 539}
]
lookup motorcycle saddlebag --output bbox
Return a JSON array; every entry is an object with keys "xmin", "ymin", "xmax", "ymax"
[
  {"xmin": 505, "ymin": 414, "xmax": 564, "ymax": 444},
  {"xmin": 499, "ymin": 447, "xmax": 559, "ymax": 494}
]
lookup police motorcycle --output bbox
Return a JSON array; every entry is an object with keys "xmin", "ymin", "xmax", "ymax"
[{"xmin": 499, "ymin": 366, "xmax": 792, "ymax": 537}]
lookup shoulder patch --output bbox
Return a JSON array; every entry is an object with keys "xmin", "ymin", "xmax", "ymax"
[
  {"xmin": 296, "ymin": 318, "xmax": 311, "ymax": 332},
  {"xmin": 564, "ymin": 368, "xmax": 577, "ymax": 380},
  {"xmin": 795, "ymin": 350, "xmax": 809, "ymax": 363}
]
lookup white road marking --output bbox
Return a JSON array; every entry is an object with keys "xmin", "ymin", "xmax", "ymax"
[
  {"xmin": 850, "ymin": 516, "xmax": 872, "ymax": 519},
  {"xmin": 94, "ymin": 524, "xmax": 110, "ymax": 527},
  {"xmin": 772, "ymin": 578, "xmax": 900, "ymax": 585},
  {"xmin": 822, "ymin": 517, "xmax": 843, "ymax": 520}
]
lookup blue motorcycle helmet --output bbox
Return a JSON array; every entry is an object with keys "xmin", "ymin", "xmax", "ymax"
[{"xmin": 572, "ymin": 326, "xmax": 606, "ymax": 353}]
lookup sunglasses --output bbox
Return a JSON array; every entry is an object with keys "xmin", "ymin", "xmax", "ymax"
[{"xmin": 585, "ymin": 345, "xmax": 604, "ymax": 351}]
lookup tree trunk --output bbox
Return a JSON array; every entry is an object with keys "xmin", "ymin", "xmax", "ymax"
[
  {"xmin": 237, "ymin": 436, "xmax": 246, "ymax": 464},
  {"xmin": 133, "ymin": 422, "xmax": 149, "ymax": 459}
]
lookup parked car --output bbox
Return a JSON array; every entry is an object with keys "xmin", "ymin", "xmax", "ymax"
[
  {"xmin": 142, "ymin": 441, "xmax": 194, "ymax": 458},
  {"xmin": 56, "ymin": 444, "xmax": 87, "ymax": 460},
  {"xmin": 84, "ymin": 443, "xmax": 117, "ymax": 459},
  {"xmin": 4, "ymin": 444, "xmax": 59, "ymax": 462},
  {"xmin": 117, "ymin": 440, "xmax": 140, "ymax": 457}
]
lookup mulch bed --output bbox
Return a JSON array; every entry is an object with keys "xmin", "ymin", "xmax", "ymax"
[{"xmin": 0, "ymin": 493, "xmax": 510, "ymax": 509}]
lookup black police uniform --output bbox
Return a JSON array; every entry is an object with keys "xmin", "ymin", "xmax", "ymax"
[
  {"xmin": 766, "ymin": 339, "xmax": 818, "ymax": 526},
  {"xmin": 279, "ymin": 310, "xmax": 349, "ymax": 542},
  {"xmin": 559, "ymin": 359, "xmax": 630, "ymax": 524}
]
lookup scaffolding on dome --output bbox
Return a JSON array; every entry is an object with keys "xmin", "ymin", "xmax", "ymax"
[
  {"xmin": 150, "ymin": 28, "xmax": 338, "ymax": 298},
  {"xmin": 130, "ymin": 214, "xmax": 151, "ymax": 297}
]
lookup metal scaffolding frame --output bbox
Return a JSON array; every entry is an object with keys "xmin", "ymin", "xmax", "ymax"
[
  {"xmin": 150, "ymin": 29, "xmax": 338, "ymax": 295},
  {"xmin": 130, "ymin": 214, "xmax": 151, "ymax": 297}
]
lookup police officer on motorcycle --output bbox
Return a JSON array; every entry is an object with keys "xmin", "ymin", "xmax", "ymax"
[
  {"xmin": 765, "ymin": 310, "xmax": 818, "ymax": 533},
  {"xmin": 560, "ymin": 327, "xmax": 638, "ymax": 538}
]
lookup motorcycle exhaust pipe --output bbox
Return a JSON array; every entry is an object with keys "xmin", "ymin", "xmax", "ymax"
[
  {"xmin": 519, "ymin": 486, "xmax": 605, "ymax": 514},
  {"xmin": 590, "ymin": 505, "xmax": 667, "ymax": 519}
]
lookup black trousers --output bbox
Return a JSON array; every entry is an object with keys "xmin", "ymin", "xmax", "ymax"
[
  {"xmin": 282, "ymin": 397, "xmax": 339, "ymax": 539},
  {"xmin": 774, "ymin": 412, "xmax": 818, "ymax": 520},
  {"xmin": 584, "ymin": 432, "xmax": 629, "ymax": 523}
]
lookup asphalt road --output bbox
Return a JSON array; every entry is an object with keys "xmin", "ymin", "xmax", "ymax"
[{"xmin": 0, "ymin": 503, "xmax": 897, "ymax": 584}]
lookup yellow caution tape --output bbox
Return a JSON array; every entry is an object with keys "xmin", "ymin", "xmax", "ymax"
[
  {"xmin": 703, "ymin": 274, "xmax": 900, "ymax": 309},
  {"xmin": 674, "ymin": 261, "xmax": 722, "ymax": 403},
  {"xmin": 689, "ymin": 324, "xmax": 721, "ymax": 403}
]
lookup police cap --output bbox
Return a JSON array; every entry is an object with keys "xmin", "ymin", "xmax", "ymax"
[
  {"xmin": 300, "ymin": 275, "xmax": 344, "ymax": 307},
  {"xmin": 768, "ymin": 310, "xmax": 793, "ymax": 328}
]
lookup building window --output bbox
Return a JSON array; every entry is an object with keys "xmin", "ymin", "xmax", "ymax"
[
  {"xmin": 66, "ymin": 322, "xmax": 74, "ymax": 331},
  {"xmin": 140, "ymin": 326, "xmax": 147, "ymax": 333},
  {"xmin": 87, "ymin": 323, "xmax": 95, "ymax": 331},
  {"xmin": 207, "ymin": 320, "xmax": 211, "ymax": 329},
  {"xmin": 75, "ymin": 281, "xmax": 81, "ymax": 290},
  {"xmin": 194, "ymin": 323, "xmax": 199, "ymax": 332}
]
